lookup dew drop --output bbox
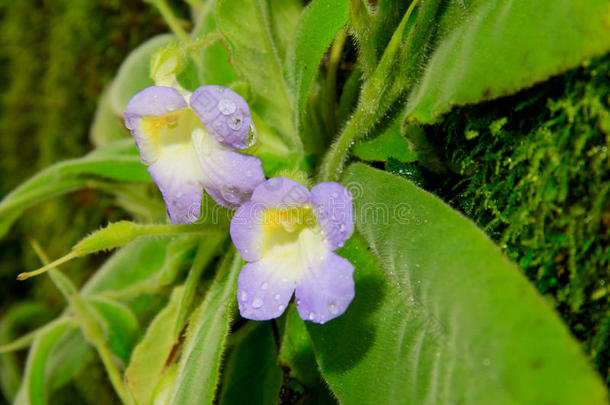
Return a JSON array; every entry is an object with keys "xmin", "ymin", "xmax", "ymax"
[
  {"xmin": 218, "ymin": 99, "xmax": 236, "ymax": 115},
  {"xmin": 308, "ymin": 312, "xmax": 315, "ymax": 320},
  {"xmin": 246, "ymin": 170, "xmax": 252, "ymax": 177},
  {"xmin": 278, "ymin": 304, "xmax": 285, "ymax": 311},
  {"xmin": 261, "ymin": 282, "xmax": 269, "ymax": 290},
  {"xmin": 328, "ymin": 304, "xmax": 339, "ymax": 315},
  {"xmin": 482, "ymin": 358, "xmax": 491, "ymax": 366},
  {"xmin": 274, "ymin": 294, "xmax": 281, "ymax": 300},
  {"xmin": 240, "ymin": 291, "xmax": 248, "ymax": 301},
  {"xmin": 331, "ymin": 192, "xmax": 339, "ymax": 198},
  {"xmin": 252, "ymin": 298, "xmax": 263, "ymax": 308},
  {"xmin": 247, "ymin": 123, "xmax": 258, "ymax": 147},
  {"xmin": 228, "ymin": 117, "xmax": 242, "ymax": 130},
  {"xmin": 295, "ymin": 299, "xmax": 301, "ymax": 305},
  {"xmin": 339, "ymin": 224, "xmax": 345, "ymax": 232}
]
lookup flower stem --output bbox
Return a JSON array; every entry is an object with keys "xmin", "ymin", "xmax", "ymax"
[
  {"xmin": 146, "ymin": 0, "xmax": 190, "ymax": 42},
  {"xmin": 30, "ymin": 242, "xmax": 132, "ymax": 405},
  {"xmin": 317, "ymin": 0, "xmax": 419, "ymax": 182},
  {"xmin": 325, "ymin": 28, "xmax": 347, "ymax": 136}
]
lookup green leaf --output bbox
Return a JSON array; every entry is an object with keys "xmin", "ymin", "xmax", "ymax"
[
  {"xmin": 0, "ymin": 141, "xmax": 149, "ymax": 239},
  {"xmin": 191, "ymin": 0, "xmax": 236, "ymax": 86},
  {"xmin": 279, "ymin": 305, "xmax": 319, "ymax": 388},
  {"xmin": 107, "ymin": 33, "xmax": 175, "ymax": 116},
  {"xmin": 286, "ymin": 0, "xmax": 349, "ymax": 130},
  {"xmin": 308, "ymin": 163, "xmax": 607, "ymax": 404},
  {"xmin": 218, "ymin": 323, "xmax": 282, "ymax": 405},
  {"xmin": 216, "ymin": 0, "xmax": 298, "ymax": 140},
  {"xmin": 14, "ymin": 318, "xmax": 73, "ymax": 405},
  {"xmin": 168, "ymin": 250, "xmax": 242, "ymax": 405},
  {"xmin": 87, "ymin": 298, "xmax": 140, "ymax": 362},
  {"xmin": 18, "ymin": 222, "xmax": 211, "ymax": 282},
  {"xmin": 404, "ymin": 0, "xmax": 610, "ymax": 124},
  {"xmin": 90, "ymin": 85, "xmax": 129, "ymax": 148},
  {"xmin": 46, "ymin": 327, "xmax": 95, "ymax": 391},
  {"xmin": 0, "ymin": 303, "xmax": 52, "ymax": 402},
  {"xmin": 82, "ymin": 236, "xmax": 198, "ymax": 298},
  {"xmin": 126, "ymin": 286, "xmax": 184, "ymax": 405},
  {"xmin": 352, "ymin": 121, "xmax": 417, "ymax": 163}
]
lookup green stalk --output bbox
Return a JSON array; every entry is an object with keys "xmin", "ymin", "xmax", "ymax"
[
  {"xmin": 174, "ymin": 233, "xmax": 225, "ymax": 337},
  {"xmin": 18, "ymin": 221, "xmax": 215, "ymax": 280},
  {"xmin": 318, "ymin": 0, "xmax": 419, "ymax": 182},
  {"xmin": 325, "ymin": 28, "xmax": 348, "ymax": 136},
  {"xmin": 30, "ymin": 242, "xmax": 132, "ymax": 405},
  {"xmin": 146, "ymin": 0, "xmax": 189, "ymax": 42}
]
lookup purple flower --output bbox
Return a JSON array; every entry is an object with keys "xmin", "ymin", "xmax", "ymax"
[
  {"xmin": 230, "ymin": 177, "xmax": 355, "ymax": 324},
  {"xmin": 123, "ymin": 85, "xmax": 265, "ymax": 224}
]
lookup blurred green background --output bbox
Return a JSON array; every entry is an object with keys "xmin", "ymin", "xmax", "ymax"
[{"xmin": 0, "ymin": 1, "xmax": 185, "ymax": 402}]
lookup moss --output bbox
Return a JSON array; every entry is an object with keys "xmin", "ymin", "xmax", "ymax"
[{"xmin": 427, "ymin": 54, "xmax": 610, "ymax": 383}]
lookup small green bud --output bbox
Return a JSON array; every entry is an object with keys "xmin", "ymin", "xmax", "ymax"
[{"xmin": 150, "ymin": 42, "xmax": 186, "ymax": 87}]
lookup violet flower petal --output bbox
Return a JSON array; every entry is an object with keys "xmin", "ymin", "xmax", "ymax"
[
  {"xmin": 250, "ymin": 177, "xmax": 310, "ymax": 208},
  {"xmin": 311, "ymin": 182, "xmax": 354, "ymax": 250},
  {"xmin": 190, "ymin": 85, "xmax": 253, "ymax": 150},
  {"xmin": 237, "ymin": 260, "xmax": 295, "ymax": 321},
  {"xmin": 148, "ymin": 148, "xmax": 203, "ymax": 225},
  {"xmin": 295, "ymin": 252, "xmax": 355, "ymax": 324},
  {"xmin": 195, "ymin": 144, "xmax": 266, "ymax": 209},
  {"xmin": 230, "ymin": 202, "xmax": 265, "ymax": 262},
  {"xmin": 123, "ymin": 86, "xmax": 187, "ymax": 164}
]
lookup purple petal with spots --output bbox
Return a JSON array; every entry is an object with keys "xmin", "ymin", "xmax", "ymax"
[
  {"xmin": 123, "ymin": 86, "xmax": 188, "ymax": 164},
  {"xmin": 311, "ymin": 182, "xmax": 354, "ymax": 250},
  {"xmin": 237, "ymin": 261, "xmax": 295, "ymax": 321},
  {"xmin": 230, "ymin": 202, "xmax": 265, "ymax": 262},
  {"xmin": 251, "ymin": 177, "xmax": 310, "ymax": 208},
  {"xmin": 190, "ymin": 85, "xmax": 253, "ymax": 150},
  {"xmin": 197, "ymin": 148, "xmax": 265, "ymax": 209},
  {"xmin": 148, "ymin": 149, "xmax": 203, "ymax": 225},
  {"xmin": 295, "ymin": 252, "xmax": 355, "ymax": 324}
]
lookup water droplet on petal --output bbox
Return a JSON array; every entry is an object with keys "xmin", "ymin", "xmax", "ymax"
[
  {"xmin": 329, "ymin": 304, "xmax": 339, "ymax": 315},
  {"xmin": 247, "ymin": 123, "xmax": 258, "ymax": 147},
  {"xmin": 252, "ymin": 298, "xmax": 263, "ymax": 308},
  {"xmin": 218, "ymin": 99, "xmax": 236, "ymax": 115},
  {"xmin": 228, "ymin": 117, "xmax": 242, "ymax": 130},
  {"xmin": 308, "ymin": 312, "xmax": 315, "ymax": 320},
  {"xmin": 278, "ymin": 304, "xmax": 285, "ymax": 311},
  {"xmin": 240, "ymin": 291, "xmax": 248, "ymax": 301},
  {"xmin": 274, "ymin": 294, "xmax": 281, "ymax": 300},
  {"xmin": 339, "ymin": 224, "xmax": 345, "ymax": 232},
  {"xmin": 331, "ymin": 192, "xmax": 339, "ymax": 198},
  {"xmin": 295, "ymin": 299, "xmax": 301, "ymax": 305},
  {"xmin": 261, "ymin": 282, "xmax": 269, "ymax": 290}
]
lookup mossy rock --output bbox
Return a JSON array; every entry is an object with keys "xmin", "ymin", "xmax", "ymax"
[{"xmin": 422, "ymin": 54, "xmax": 610, "ymax": 384}]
